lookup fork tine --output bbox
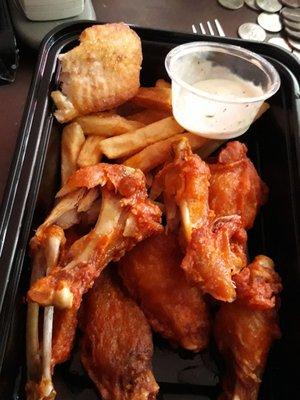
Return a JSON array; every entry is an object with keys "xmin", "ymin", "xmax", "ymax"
[
  {"xmin": 199, "ymin": 22, "xmax": 206, "ymax": 35},
  {"xmin": 192, "ymin": 24, "xmax": 197, "ymax": 34},
  {"xmin": 215, "ymin": 19, "xmax": 226, "ymax": 37},
  {"xmin": 207, "ymin": 21, "xmax": 215, "ymax": 36}
]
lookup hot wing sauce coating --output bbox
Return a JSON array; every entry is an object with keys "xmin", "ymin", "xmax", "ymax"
[
  {"xmin": 28, "ymin": 163, "xmax": 162, "ymax": 311},
  {"xmin": 214, "ymin": 255, "xmax": 282, "ymax": 400},
  {"xmin": 80, "ymin": 269, "xmax": 159, "ymax": 400},
  {"xmin": 209, "ymin": 141, "xmax": 268, "ymax": 230},
  {"xmin": 181, "ymin": 215, "xmax": 247, "ymax": 302},
  {"xmin": 151, "ymin": 137, "xmax": 211, "ymax": 242},
  {"xmin": 119, "ymin": 232, "xmax": 211, "ymax": 351}
]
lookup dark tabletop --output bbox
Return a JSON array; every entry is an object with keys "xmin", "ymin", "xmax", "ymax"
[{"xmin": 0, "ymin": 0, "xmax": 260, "ymax": 203}]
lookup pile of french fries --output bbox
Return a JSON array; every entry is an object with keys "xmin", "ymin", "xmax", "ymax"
[{"xmin": 61, "ymin": 79, "xmax": 269, "ymax": 185}]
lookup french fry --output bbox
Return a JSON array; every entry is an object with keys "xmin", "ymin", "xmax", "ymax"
[
  {"xmin": 77, "ymin": 136, "xmax": 105, "ymax": 168},
  {"xmin": 131, "ymin": 86, "xmax": 172, "ymax": 112},
  {"xmin": 75, "ymin": 113, "xmax": 144, "ymax": 137},
  {"xmin": 128, "ymin": 109, "xmax": 170, "ymax": 125},
  {"xmin": 123, "ymin": 132, "xmax": 210, "ymax": 172},
  {"xmin": 100, "ymin": 117, "xmax": 184, "ymax": 159},
  {"xmin": 61, "ymin": 122, "xmax": 85, "ymax": 185},
  {"xmin": 155, "ymin": 79, "xmax": 171, "ymax": 89}
]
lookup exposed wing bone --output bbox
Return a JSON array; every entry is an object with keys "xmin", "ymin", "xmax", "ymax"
[
  {"xmin": 28, "ymin": 164, "xmax": 162, "ymax": 310},
  {"xmin": 26, "ymin": 226, "xmax": 65, "ymax": 400},
  {"xmin": 151, "ymin": 138, "xmax": 211, "ymax": 242}
]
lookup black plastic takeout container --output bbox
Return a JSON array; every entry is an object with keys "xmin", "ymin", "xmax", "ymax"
[{"xmin": 0, "ymin": 21, "xmax": 300, "ymax": 399}]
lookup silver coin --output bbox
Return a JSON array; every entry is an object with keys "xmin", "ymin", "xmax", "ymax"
[
  {"xmin": 257, "ymin": 12, "xmax": 283, "ymax": 32},
  {"xmin": 292, "ymin": 49, "xmax": 300, "ymax": 61},
  {"xmin": 257, "ymin": 0, "xmax": 282, "ymax": 12},
  {"xmin": 281, "ymin": 7, "xmax": 300, "ymax": 22},
  {"xmin": 283, "ymin": 18, "xmax": 300, "ymax": 31},
  {"xmin": 238, "ymin": 23, "xmax": 267, "ymax": 41},
  {"xmin": 268, "ymin": 37, "xmax": 292, "ymax": 51},
  {"xmin": 287, "ymin": 37, "xmax": 300, "ymax": 50},
  {"xmin": 218, "ymin": 0, "xmax": 244, "ymax": 10},
  {"xmin": 245, "ymin": 0, "xmax": 259, "ymax": 9},
  {"xmin": 280, "ymin": 0, "xmax": 300, "ymax": 8},
  {"xmin": 285, "ymin": 26, "xmax": 300, "ymax": 39}
]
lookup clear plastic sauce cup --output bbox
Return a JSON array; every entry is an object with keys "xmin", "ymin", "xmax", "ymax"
[{"xmin": 165, "ymin": 42, "xmax": 281, "ymax": 139}]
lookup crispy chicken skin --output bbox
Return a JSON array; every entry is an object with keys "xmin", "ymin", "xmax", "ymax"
[
  {"xmin": 28, "ymin": 163, "xmax": 162, "ymax": 311},
  {"xmin": 51, "ymin": 23, "xmax": 142, "ymax": 123},
  {"xmin": 151, "ymin": 138, "xmax": 211, "ymax": 242},
  {"xmin": 214, "ymin": 255, "xmax": 282, "ymax": 400},
  {"xmin": 81, "ymin": 269, "xmax": 159, "ymax": 400},
  {"xmin": 181, "ymin": 215, "xmax": 247, "ymax": 302},
  {"xmin": 209, "ymin": 141, "xmax": 268, "ymax": 230},
  {"xmin": 118, "ymin": 232, "xmax": 210, "ymax": 352}
]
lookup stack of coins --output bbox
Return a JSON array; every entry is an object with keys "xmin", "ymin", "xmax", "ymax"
[
  {"xmin": 280, "ymin": 3, "xmax": 300, "ymax": 56},
  {"xmin": 218, "ymin": 0, "xmax": 300, "ymax": 59}
]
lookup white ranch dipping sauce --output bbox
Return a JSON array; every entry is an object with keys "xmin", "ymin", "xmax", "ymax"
[{"xmin": 171, "ymin": 62, "xmax": 264, "ymax": 139}]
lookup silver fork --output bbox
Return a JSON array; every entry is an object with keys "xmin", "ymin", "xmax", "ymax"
[{"xmin": 192, "ymin": 19, "xmax": 226, "ymax": 37}]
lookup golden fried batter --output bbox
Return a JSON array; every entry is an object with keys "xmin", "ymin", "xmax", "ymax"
[
  {"xmin": 51, "ymin": 23, "xmax": 142, "ymax": 123},
  {"xmin": 81, "ymin": 269, "xmax": 159, "ymax": 400}
]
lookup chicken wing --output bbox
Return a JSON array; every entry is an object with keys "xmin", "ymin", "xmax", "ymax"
[
  {"xmin": 81, "ymin": 268, "xmax": 159, "ymax": 400},
  {"xmin": 28, "ymin": 164, "xmax": 162, "ymax": 310},
  {"xmin": 51, "ymin": 23, "xmax": 142, "ymax": 123},
  {"xmin": 181, "ymin": 215, "xmax": 247, "ymax": 302},
  {"xmin": 209, "ymin": 141, "xmax": 268, "ymax": 230},
  {"xmin": 151, "ymin": 137, "xmax": 211, "ymax": 242},
  {"xmin": 118, "ymin": 232, "xmax": 210, "ymax": 352},
  {"xmin": 214, "ymin": 255, "xmax": 282, "ymax": 400}
]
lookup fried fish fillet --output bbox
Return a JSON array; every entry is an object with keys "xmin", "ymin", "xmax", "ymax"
[{"xmin": 51, "ymin": 23, "xmax": 142, "ymax": 123}]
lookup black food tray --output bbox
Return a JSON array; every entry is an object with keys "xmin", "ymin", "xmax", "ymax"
[{"xmin": 0, "ymin": 22, "xmax": 299, "ymax": 400}]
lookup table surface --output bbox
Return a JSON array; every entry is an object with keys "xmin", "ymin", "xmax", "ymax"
[{"xmin": 0, "ymin": 0, "xmax": 265, "ymax": 203}]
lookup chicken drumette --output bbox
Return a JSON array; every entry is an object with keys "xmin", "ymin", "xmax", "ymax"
[
  {"xmin": 152, "ymin": 138, "xmax": 247, "ymax": 302},
  {"xmin": 81, "ymin": 268, "xmax": 159, "ymax": 400},
  {"xmin": 118, "ymin": 232, "xmax": 210, "ymax": 352},
  {"xmin": 214, "ymin": 255, "xmax": 282, "ymax": 400},
  {"xmin": 151, "ymin": 137, "xmax": 211, "ymax": 242},
  {"xmin": 209, "ymin": 141, "xmax": 268, "ymax": 230}
]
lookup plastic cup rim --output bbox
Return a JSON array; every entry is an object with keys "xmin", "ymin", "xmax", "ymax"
[{"xmin": 165, "ymin": 41, "xmax": 281, "ymax": 105}]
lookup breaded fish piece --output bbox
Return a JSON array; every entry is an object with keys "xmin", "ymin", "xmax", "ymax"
[{"xmin": 51, "ymin": 23, "xmax": 142, "ymax": 123}]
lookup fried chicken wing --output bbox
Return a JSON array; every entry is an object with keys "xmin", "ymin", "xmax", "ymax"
[
  {"xmin": 181, "ymin": 215, "xmax": 247, "ymax": 302},
  {"xmin": 118, "ymin": 232, "xmax": 210, "ymax": 352},
  {"xmin": 214, "ymin": 255, "xmax": 282, "ymax": 400},
  {"xmin": 151, "ymin": 138, "xmax": 211, "ymax": 242},
  {"xmin": 28, "ymin": 164, "xmax": 162, "ymax": 310},
  {"xmin": 81, "ymin": 269, "xmax": 159, "ymax": 400},
  {"xmin": 51, "ymin": 23, "xmax": 142, "ymax": 123},
  {"xmin": 209, "ymin": 141, "xmax": 268, "ymax": 230}
]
